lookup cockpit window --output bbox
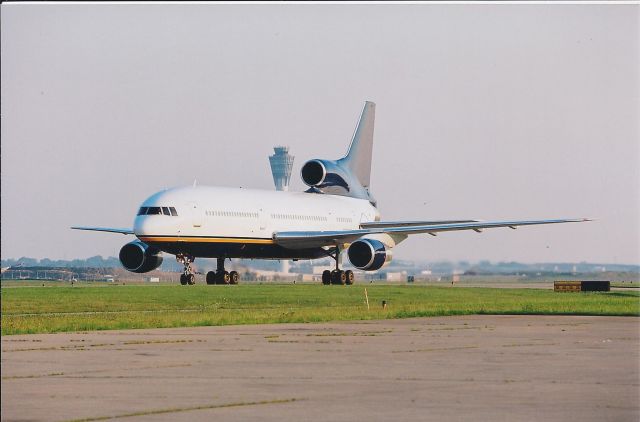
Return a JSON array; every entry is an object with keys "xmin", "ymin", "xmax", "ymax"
[{"xmin": 139, "ymin": 206, "xmax": 178, "ymax": 216}]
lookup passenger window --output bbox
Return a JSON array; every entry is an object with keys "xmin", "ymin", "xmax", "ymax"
[
  {"xmin": 169, "ymin": 207, "xmax": 178, "ymax": 216},
  {"xmin": 147, "ymin": 207, "xmax": 162, "ymax": 215},
  {"xmin": 162, "ymin": 207, "xmax": 170, "ymax": 216},
  {"xmin": 138, "ymin": 207, "xmax": 149, "ymax": 216}
]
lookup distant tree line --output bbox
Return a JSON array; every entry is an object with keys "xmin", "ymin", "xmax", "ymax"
[
  {"xmin": 1, "ymin": 256, "xmax": 293, "ymax": 272},
  {"xmin": 2, "ymin": 256, "xmax": 637, "ymax": 274},
  {"xmin": 2, "ymin": 256, "xmax": 121, "ymax": 268}
]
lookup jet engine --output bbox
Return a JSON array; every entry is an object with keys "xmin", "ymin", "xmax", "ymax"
[
  {"xmin": 301, "ymin": 159, "xmax": 352, "ymax": 192},
  {"xmin": 347, "ymin": 238, "xmax": 393, "ymax": 271},
  {"xmin": 119, "ymin": 241, "xmax": 163, "ymax": 273}
]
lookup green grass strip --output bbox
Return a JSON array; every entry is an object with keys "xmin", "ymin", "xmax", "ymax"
[{"xmin": 2, "ymin": 284, "xmax": 638, "ymax": 335}]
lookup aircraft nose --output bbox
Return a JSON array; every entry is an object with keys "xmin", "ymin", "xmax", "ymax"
[{"xmin": 133, "ymin": 216, "xmax": 165, "ymax": 236}]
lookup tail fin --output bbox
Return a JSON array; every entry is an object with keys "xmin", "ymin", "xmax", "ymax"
[{"xmin": 339, "ymin": 101, "xmax": 375, "ymax": 188}]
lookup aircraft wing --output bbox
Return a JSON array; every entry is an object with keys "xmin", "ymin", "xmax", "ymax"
[
  {"xmin": 71, "ymin": 226, "xmax": 134, "ymax": 235},
  {"xmin": 273, "ymin": 218, "xmax": 590, "ymax": 249},
  {"xmin": 360, "ymin": 220, "xmax": 477, "ymax": 229}
]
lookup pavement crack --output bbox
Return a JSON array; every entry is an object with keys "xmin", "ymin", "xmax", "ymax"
[{"xmin": 62, "ymin": 397, "xmax": 302, "ymax": 421}]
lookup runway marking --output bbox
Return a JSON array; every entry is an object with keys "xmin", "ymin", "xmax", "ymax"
[
  {"xmin": 391, "ymin": 345, "xmax": 479, "ymax": 353},
  {"xmin": 501, "ymin": 342, "xmax": 558, "ymax": 347},
  {"xmin": 3, "ymin": 340, "xmax": 206, "ymax": 353},
  {"xmin": 64, "ymin": 398, "xmax": 302, "ymax": 422},
  {"xmin": 2, "ymin": 363, "xmax": 192, "ymax": 380},
  {"xmin": 305, "ymin": 329, "xmax": 394, "ymax": 337}
]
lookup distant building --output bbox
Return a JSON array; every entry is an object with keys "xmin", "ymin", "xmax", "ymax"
[
  {"xmin": 269, "ymin": 146, "xmax": 295, "ymax": 273},
  {"xmin": 312, "ymin": 265, "xmax": 333, "ymax": 275},
  {"xmin": 384, "ymin": 271, "xmax": 407, "ymax": 281},
  {"xmin": 268, "ymin": 146, "xmax": 295, "ymax": 192},
  {"xmin": 451, "ymin": 269, "xmax": 463, "ymax": 284}
]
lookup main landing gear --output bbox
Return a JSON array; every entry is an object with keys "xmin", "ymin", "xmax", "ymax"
[
  {"xmin": 206, "ymin": 257, "xmax": 239, "ymax": 285},
  {"xmin": 176, "ymin": 256, "xmax": 239, "ymax": 286},
  {"xmin": 321, "ymin": 246, "xmax": 354, "ymax": 286},
  {"xmin": 177, "ymin": 254, "xmax": 196, "ymax": 285}
]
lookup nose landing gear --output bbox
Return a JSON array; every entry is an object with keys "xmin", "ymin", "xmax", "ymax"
[{"xmin": 177, "ymin": 254, "xmax": 196, "ymax": 285}]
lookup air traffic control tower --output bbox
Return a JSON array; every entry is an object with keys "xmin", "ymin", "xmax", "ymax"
[
  {"xmin": 269, "ymin": 146, "xmax": 294, "ymax": 275},
  {"xmin": 268, "ymin": 146, "xmax": 294, "ymax": 192}
]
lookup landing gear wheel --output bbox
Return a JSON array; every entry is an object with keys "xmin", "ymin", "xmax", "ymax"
[
  {"xmin": 216, "ymin": 271, "xmax": 230, "ymax": 284},
  {"xmin": 177, "ymin": 254, "xmax": 196, "ymax": 286},
  {"xmin": 229, "ymin": 271, "xmax": 239, "ymax": 284},
  {"xmin": 206, "ymin": 271, "xmax": 215, "ymax": 285},
  {"xmin": 322, "ymin": 270, "xmax": 331, "ymax": 285},
  {"xmin": 327, "ymin": 245, "xmax": 351, "ymax": 286},
  {"xmin": 214, "ymin": 257, "xmax": 232, "ymax": 285},
  {"xmin": 345, "ymin": 270, "xmax": 354, "ymax": 285},
  {"xmin": 331, "ymin": 270, "xmax": 346, "ymax": 285}
]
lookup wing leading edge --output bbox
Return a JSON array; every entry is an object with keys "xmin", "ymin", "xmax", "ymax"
[
  {"xmin": 71, "ymin": 226, "xmax": 134, "ymax": 235},
  {"xmin": 360, "ymin": 220, "xmax": 477, "ymax": 229},
  {"xmin": 273, "ymin": 218, "xmax": 591, "ymax": 249}
]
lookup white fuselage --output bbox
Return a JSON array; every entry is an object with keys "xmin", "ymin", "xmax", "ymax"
[{"xmin": 133, "ymin": 186, "xmax": 379, "ymax": 259}]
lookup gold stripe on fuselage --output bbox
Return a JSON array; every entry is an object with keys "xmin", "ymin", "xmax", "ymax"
[{"xmin": 138, "ymin": 236, "xmax": 275, "ymax": 244}]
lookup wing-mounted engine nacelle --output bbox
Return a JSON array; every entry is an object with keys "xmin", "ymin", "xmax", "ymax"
[
  {"xmin": 119, "ymin": 240, "xmax": 163, "ymax": 273},
  {"xmin": 347, "ymin": 238, "xmax": 393, "ymax": 271}
]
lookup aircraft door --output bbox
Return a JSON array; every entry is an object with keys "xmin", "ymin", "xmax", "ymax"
[
  {"xmin": 258, "ymin": 208, "xmax": 268, "ymax": 233},
  {"xmin": 189, "ymin": 202, "xmax": 203, "ymax": 228},
  {"xmin": 360, "ymin": 211, "xmax": 375, "ymax": 224}
]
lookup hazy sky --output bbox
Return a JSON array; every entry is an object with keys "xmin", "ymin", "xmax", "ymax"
[{"xmin": 1, "ymin": 3, "xmax": 638, "ymax": 264}]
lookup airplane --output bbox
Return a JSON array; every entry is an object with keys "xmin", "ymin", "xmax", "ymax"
[{"xmin": 72, "ymin": 101, "xmax": 589, "ymax": 285}]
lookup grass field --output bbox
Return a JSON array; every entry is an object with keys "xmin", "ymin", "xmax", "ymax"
[{"xmin": 2, "ymin": 284, "xmax": 638, "ymax": 335}]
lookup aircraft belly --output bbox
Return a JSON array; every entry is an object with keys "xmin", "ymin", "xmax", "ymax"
[{"xmin": 146, "ymin": 240, "xmax": 326, "ymax": 260}]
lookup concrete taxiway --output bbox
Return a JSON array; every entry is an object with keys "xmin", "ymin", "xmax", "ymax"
[{"xmin": 2, "ymin": 315, "xmax": 639, "ymax": 422}]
